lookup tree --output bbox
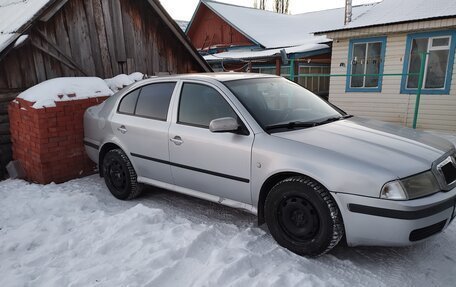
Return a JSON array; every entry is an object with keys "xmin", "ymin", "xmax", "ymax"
[
  {"xmin": 273, "ymin": 0, "xmax": 289, "ymax": 14},
  {"xmin": 254, "ymin": 0, "xmax": 266, "ymax": 10}
]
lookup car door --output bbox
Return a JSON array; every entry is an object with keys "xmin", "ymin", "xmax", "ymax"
[
  {"xmin": 168, "ymin": 81, "xmax": 254, "ymax": 204},
  {"xmin": 110, "ymin": 82, "xmax": 176, "ymax": 184}
]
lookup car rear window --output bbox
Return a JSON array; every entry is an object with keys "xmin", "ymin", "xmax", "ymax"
[{"xmin": 135, "ymin": 82, "xmax": 176, "ymax": 120}]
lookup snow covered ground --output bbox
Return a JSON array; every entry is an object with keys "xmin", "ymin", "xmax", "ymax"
[{"xmin": 1, "ymin": 133, "xmax": 456, "ymax": 287}]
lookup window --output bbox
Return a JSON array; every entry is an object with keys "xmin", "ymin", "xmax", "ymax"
[
  {"xmin": 135, "ymin": 83, "xmax": 176, "ymax": 120},
  {"xmin": 118, "ymin": 89, "xmax": 140, "ymax": 114},
  {"xmin": 401, "ymin": 31, "xmax": 456, "ymax": 94},
  {"xmin": 225, "ymin": 77, "xmax": 342, "ymax": 129},
  {"xmin": 178, "ymin": 83, "xmax": 237, "ymax": 128},
  {"xmin": 346, "ymin": 37, "xmax": 386, "ymax": 92}
]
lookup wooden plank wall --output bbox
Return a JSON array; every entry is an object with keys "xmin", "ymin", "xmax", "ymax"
[{"xmin": 0, "ymin": 0, "xmax": 207, "ymax": 178}]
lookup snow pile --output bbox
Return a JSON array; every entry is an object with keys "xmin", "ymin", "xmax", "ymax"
[
  {"xmin": 17, "ymin": 72, "xmax": 144, "ymax": 109},
  {"xmin": 17, "ymin": 77, "xmax": 114, "ymax": 109},
  {"xmin": 105, "ymin": 72, "xmax": 144, "ymax": 92}
]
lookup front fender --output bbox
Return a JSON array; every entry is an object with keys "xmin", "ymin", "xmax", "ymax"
[{"xmin": 251, "ymin": 133, "xmax": 395, "ymax": 207}]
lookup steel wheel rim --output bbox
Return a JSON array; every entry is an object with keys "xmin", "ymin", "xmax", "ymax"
[
  {"xmin": 107, "ymin": 160, "xmax": 127, "ymax": 191},
  {"xmin": 278, "ymin": 195, "xmax": 320, "ymax": 241}
]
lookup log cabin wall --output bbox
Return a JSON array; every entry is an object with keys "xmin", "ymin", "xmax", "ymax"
[{"xmin": 0, "ymin": 0, "xmax": 209, "ymax": 179}]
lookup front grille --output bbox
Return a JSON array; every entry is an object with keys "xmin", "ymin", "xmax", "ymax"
[
  {"xmin": 441, "ymin": 160, "xmax": 456, "ymax": 185},
  {"xmin": 436, "ymin": 155, "xmax": 456, "ymax": 188},
  {"xmin": 409, "ymin": 220, "xmax": 446, "ymax": 242}
]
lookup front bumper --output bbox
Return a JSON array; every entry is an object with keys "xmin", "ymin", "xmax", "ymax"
[{"xmin": 332, "ymin": 187, "xmax": 456, "ymax": 247}]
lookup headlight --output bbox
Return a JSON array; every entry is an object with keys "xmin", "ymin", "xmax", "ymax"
[{"xmin": 380, "ymin": 171, "xmax": 440, "ymax": 200}]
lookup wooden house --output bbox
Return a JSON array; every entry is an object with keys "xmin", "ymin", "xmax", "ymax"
[
  {"xmin": 315, "ymin": 0, "xmax": 456, "ymax": 132},
  {"xmin": 0, "ymin": 0, "xmax": 211, "ymax": 178}
]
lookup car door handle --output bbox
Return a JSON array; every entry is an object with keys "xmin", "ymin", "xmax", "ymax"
[
  {"xmin": 170, "ymin": 136, "xmax": 183, "ymax": 146},
  {"xmin": 117, "ymin": 125, "xmax": 127, "ymax": 134}
]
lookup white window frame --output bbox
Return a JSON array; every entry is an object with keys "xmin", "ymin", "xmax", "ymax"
[{"xmin": 406, "ymin": 35, "xmax": 452, "ymax": 90}]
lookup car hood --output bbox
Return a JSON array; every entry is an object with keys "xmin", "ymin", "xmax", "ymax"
[{"xmin": 273, "ymin": 117, "xmax": 455, "ymax": 178}]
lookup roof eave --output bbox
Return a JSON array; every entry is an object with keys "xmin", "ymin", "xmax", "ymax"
[
  {"xmin": 315, "ymin": 14, "xmax": 456, "ymax": 35},
  {"xmin": 185, "ymin": 0, "xmax": 202, "ymax": 34},
  {"xmin": 204, "ymin": 46, "xmax": 331, "ymax": 62},
  {"xmin": 0, "ymin": 0, "xmax": 60, "ymax": 58}
]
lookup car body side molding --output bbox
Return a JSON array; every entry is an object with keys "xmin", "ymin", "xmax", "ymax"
[{"xmin": 130, "ymin": 152, "xmax": 250, "ymax": 183}]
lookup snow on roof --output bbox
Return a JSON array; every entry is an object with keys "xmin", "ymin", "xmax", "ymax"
[
  {"xmin": 0, "ymin": 0, "xmax": 54, "ymax": 53},
  {"xmin": 13, "ymin": 34, "xmax": 28, "ymax": 47},
  {"xmin": 201, "ymin": 0, "xmax": 373, "ymax": 49},
  {"xmin": 175, "ymin": 20, "xmax": 189, "ymax": 32},
  {"xmin": 204, "ymin": 43, "xmax": 329, "ymax": 62},
  {"xmin": 318, "ymin": 0, "xmax": 456, "ymax": 33},
  {"xmin": 105, "ymin": 72, "xmax": 144, "ymax": 92}
]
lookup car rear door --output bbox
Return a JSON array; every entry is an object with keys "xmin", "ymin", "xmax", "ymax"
[
  {"xmin": 110, "ymin": 82, "xmax": 177, "ymax": 184},
  {"xmin": 168, "ymin": 81, "xmax": 254, "ymax": 204}
]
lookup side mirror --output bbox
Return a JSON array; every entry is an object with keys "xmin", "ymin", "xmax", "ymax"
[{"xmin": 209, "ymin": 117, "xmax": 239, "ymax": 133}]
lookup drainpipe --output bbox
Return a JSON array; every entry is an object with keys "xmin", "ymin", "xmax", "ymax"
[{"xmin": 345, "ymin": 0, "xmax": 352, "ymax": 25}]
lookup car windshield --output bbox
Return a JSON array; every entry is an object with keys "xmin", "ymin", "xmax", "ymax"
[{"xmin": 224, "ymin": 77, "xmax": 345, "ymax": 132}]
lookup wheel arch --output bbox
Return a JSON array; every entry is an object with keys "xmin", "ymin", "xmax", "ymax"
[{"xmin": 257, "ymin": 171, "xmax": 335, "ymax": 225}]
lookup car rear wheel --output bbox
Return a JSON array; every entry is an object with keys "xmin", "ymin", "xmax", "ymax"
[
  {"xmin": 265, "ymin": 176, "xmax": 344, "ymax": 257},
  {"xmin": 103, "ymin": 149, "xmax": 143, "ymax": 200}
]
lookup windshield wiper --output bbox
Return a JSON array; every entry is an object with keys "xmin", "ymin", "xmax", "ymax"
[
  {"xmin": 265, "ymin": 115, "xmax": 353, "ymax": 132},
  {"xmin": 264, "ymin": 121, "xmax": 317, "ymax": 132},
  {"xmin": 264, "ymin": 115, "xmax": 353, "ymax": 131},
  {"xmin": 313, "ymin": 114, "xmax": 354, "ymax": 126}
]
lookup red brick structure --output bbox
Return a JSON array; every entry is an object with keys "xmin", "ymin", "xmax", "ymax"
[{"xmin": 8, "ymin": 97, "xmax": 108, "ymax": 184}]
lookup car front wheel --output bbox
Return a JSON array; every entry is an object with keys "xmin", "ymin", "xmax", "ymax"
[
  {"xmin": 265, "ymin": 176, "xmax": 344, "ymax": 256},
  {"xmin": 102, "ymin": 149, "xmax": 143, "ymax": 200}
]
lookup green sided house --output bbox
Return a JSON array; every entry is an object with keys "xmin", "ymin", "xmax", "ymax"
[{"xmin": 315, "ymin": 0, "xmax": 456, "ymax": 132}]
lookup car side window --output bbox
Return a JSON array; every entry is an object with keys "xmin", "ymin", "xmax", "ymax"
[
  {"xmin": 118, "ymin": 88, "xmax": 140, "ymax": 115},
  {"xmin": 135, "ymin": 82, "xmax": 176, "ymax": 120},
  {"xmin": 178, "ymin": 83, "xmax": 238, "ymax": 128}
]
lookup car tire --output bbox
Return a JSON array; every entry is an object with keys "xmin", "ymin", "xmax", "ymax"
[
  {"xmin": 265, "ymin": 175, "xmax": 344, "ymax": 257},
  {"xmin": 102, "ymin": 149, "xmax": 143, "ymax": 200}
]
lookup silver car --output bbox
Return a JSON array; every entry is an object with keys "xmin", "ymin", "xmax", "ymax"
[{"xmin": 84, "ymin": 73, "xmax": 456, "ymax": 256}]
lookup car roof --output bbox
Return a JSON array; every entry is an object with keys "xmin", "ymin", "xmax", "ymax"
[{"xmin": 150, "ymin": 72, "xmax": 278, "ymax": 82}]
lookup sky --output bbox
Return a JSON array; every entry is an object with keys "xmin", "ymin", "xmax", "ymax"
[{"xmin": 159, "ymin": 0, "xmax": 381, "ymax": 21}]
